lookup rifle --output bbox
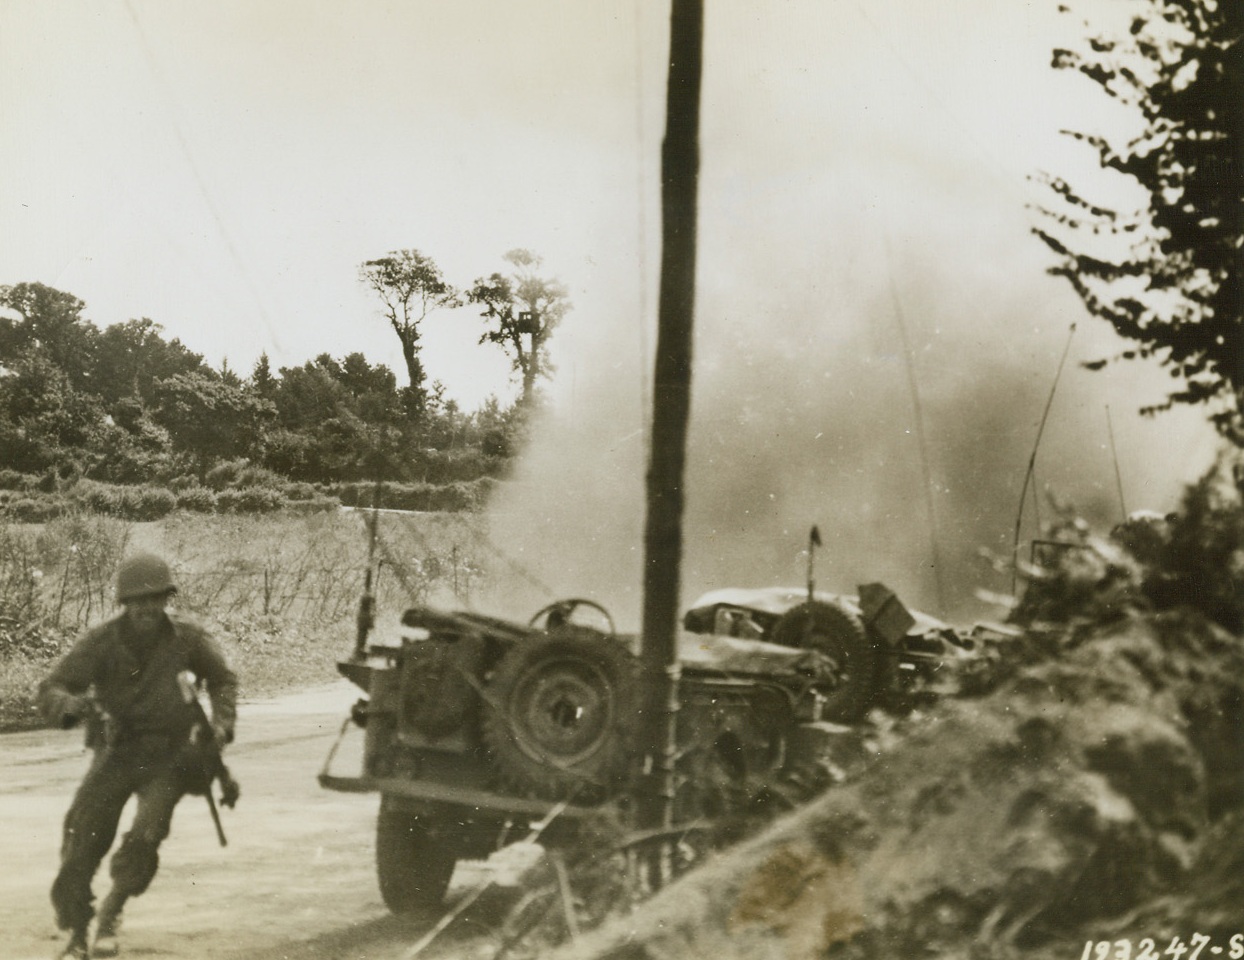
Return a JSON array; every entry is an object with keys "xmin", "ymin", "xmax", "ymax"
[
  {"xmin": 353, "ymin": 479, "xmax": 383, "ymax": 660},
  {"xmin": 177, "ymin": 672, "xmax": 240, "ymax": 847}
]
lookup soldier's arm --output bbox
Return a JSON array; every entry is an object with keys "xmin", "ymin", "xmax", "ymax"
[
  {"xmin": 189, "ymin": 630, "xmax": 238, "ymax": 742},
  {"xmin": 37, "ymin": 631, "xmax": 102, "ymax": 729}
]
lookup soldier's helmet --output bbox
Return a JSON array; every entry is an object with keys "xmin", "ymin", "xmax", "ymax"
[{"xmin": 116, "ymin": 552, "xmax": 178, "ymax": 603}]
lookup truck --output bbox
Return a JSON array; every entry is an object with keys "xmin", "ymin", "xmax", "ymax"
[{"xmin": 319, "ymin": 585, "xmax": 985, "ymax": 913}]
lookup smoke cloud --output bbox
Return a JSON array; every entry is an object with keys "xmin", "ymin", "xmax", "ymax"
[{"xmin": 470, "ymin": 48, "xmax": 1220, "ymax": 631}]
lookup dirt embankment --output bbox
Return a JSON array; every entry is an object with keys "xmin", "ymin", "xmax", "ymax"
[
  {"xmin": 548, "ymin": 610, "xmax": 1243, "ymax": 960},
  {"xmin": 547, "ymin": 459, "xmax": 1244, "ymax": 960}
]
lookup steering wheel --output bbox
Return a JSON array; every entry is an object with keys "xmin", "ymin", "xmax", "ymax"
[{"xmin": 528, "ymin": 598, "xmax": 616, "ymax": 636}]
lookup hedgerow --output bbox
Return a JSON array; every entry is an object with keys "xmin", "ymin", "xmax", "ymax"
[
  {"xmin": 175, "ymin": 486, "xmax": 218, "ymax": 513},
  {"xmin": 329, "ymin": 477, "xmax": 495, "ymax": 512},
  {"xmin": 72, "ymin": 481, "xmax": 178, "ymax": 521}
]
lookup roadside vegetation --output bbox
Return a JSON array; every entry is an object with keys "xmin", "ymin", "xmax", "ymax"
[
  {"xmin": 0, "ymin": 508, "xmax": 489, "ymax": 732},
  {"xmin": 0, "ymin": 278, "xmax": 518, "ymax": 525},
  {"xmin": 0, "ymin": 245, "xmax": 567, "ymax": 525}
]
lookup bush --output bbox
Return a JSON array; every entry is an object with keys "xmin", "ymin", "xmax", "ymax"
[
  {"xmin": 4, "ymin": 496, "xmax": 69, "ymax": 523},
  {"xmin": 37, "ymin": 467, "xmax": 65, "ymax": 493},
  {"xmin": 75, "ymin": 482, "xmax": 123, "ymax": 516},
  {"xmin": 176, "ymin": 486, "xmax": 218, "ymax": 513},
  {"xmin": 0, "ymin": 513, "xmax": 128, "ymax": 656},
  {"xmin": 1014, "ymin": 452, "xmax": 1244, "ymax": 633},
  {"xmin": 0, "ymin": 470, "xmax": 37, "ymax": 492},
  {"xmin": 71, "ymin": 481, "xmax": 177, "ymax": 521},
  {"xmin": 281, "ymin": 481, "xmax": 319, "ymax": 501},
  {"xmin": 326, "ymin": 478, "xmax": 497, "ymax": 513},
  {"xmin": 88, "ymin": 427, "xmax": 180, "ymax": 486},
  {"xmin": 1144, "ymin": 453, "xmax": 1244, "ymax": 632},
  {"xmin": 260, "ymin": 430, "xmax": 318, "ymax": 482},
  {"xmin": 235, "ymin": 486, "xmax": 287, "ymax": 513},
  {"xmin": 120, "ymin": 486, "xmax": 177, "ymax": 521},
  {"xmin": 414, "ymin": 448, "xmax": 508, "ymax": 484},
  {"xmin": 205, "ymin": 459, "xmax": 283, "ymax": 492},
  {"xmin": 216, "ymin": 486, "xmax": 287, "ymax": 514},
  {"xmin": 285, "ymin": 496, "xmax": 341, "ymax": 515},
  {"xmin": 236, "ymin": 465, "xmax": 284, "ymax": 489},
  {"xmin": 204, "ymin": 459, "xmax": 249, "ymax": 491},
  {"xmin": 471, "ymin": 476, "xmax": 500, "ymax": 506}
]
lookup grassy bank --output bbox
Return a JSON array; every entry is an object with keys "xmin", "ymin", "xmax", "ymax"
[{"xmin": 0, "ymin": 507, "xmax": 490, "ymax": 732}]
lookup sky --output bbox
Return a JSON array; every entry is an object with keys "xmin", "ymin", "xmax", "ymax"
[
  {"xmin": 1, "ymin": 0, "xmax": 1225, "ymax": 623},
  {"xmin": 2, "ymin": 0, "xmax": 668, "ymax": 406}
]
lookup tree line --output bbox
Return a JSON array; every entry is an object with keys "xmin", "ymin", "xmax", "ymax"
[{"xmin": 0, "ymin": 247, "xmax": 565, "ymax": 489}]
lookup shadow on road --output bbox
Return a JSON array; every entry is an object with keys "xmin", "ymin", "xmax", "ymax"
[{"xmin": 225, "ymin": 882, "xmax": 531, "ymax": 960}]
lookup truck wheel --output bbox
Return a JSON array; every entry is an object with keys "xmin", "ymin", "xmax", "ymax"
[
  {"xmin": 375, "ymin": 798, "xmax": 456, "ymax": 914},
  {"xmin": 769, "ymin": 601, "xmax": 879, "ymax": 722},
  {"xmin": 483, "ymin": 630, "xmax": 636, "ymax": 801}
]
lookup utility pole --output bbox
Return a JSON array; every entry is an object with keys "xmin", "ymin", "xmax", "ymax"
[{"xmin": 637, "ymin": 0, "xmax": 703, "ymax": 883}]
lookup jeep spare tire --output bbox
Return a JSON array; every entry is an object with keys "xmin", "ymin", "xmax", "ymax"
[
  {"xmin": 483, "ymin": 630, "xmax": 636, "ymax": 801},
  {"xmin": 769, "ymin": 601, "xmax": 880, "ymax": 722}
]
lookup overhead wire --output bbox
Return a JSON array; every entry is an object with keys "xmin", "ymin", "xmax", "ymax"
[
  {"xmin": 633, "ymin": 0, "xmax": 653, "ymax": 436},
  {"xmin": 120, "ymin": 0, "xmax": 283, "ymax": 357},
  {"xmin": 840, "ymin": 0, "xmax": 1033, "ymax": 203}
]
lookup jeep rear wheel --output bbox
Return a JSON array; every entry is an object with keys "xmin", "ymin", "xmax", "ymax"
[
  {"xmin": 770, "ymin": 601, "xmax": 879, "ymax": 722},
  {"xmin": 375, "ymin": 798, "xmax": 456, "ymax": 914},
  {"xmin": 483, "ymin": 630, "xmax": 636, "ymax": 801}
]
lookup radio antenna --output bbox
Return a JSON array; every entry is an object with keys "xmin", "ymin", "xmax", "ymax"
[
  {"xmin": 1106, "ymin": 404, "xmax": 1127, "ymax": 520},
  {"xmin": 806, "ymin": 525, "xmax": 822, "ymax": 604},
  {"xmin": 1011, "ymin": 322, "xmax": 1076, "ymax": 595},
  {"xmin": 353, "ymin": 438, "xmax": 385, "ymax": 660},
  {"xmin": 884, "ymin": 246, "xmax": 946, "ymax": 612}
]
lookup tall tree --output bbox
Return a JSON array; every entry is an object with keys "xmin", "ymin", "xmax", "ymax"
[
  {"xmin": 1033, "ymin": 0, "xmax": 1243, "ymax": 442},
  {"xmin": 91, "ymin": 318, "xmax": 206, "ymax": 405},
  {"xmin": 273, "ymin": 353, "xmax": 401, "ymax": 431},
  {"xmin": 251, "ymin": 352, "xmax": 276, "ymax": 400},
  {"xmin": 0, "ymin": 348, "xmax": 107, "ymax": 473},
  {"xmin": 467, "ymin": 249, "xmax": 570, "ymax": 408},
  {"xmin": 359, "ymin": 250, "xmax": 461, "ymax": 410},
  {"xmin": 0, "ymin": 282, "xmax": 98, "ymax": 390},
  {"xmin": 152, "ymin": 371, "xmax": 274, "ymax": 475}
]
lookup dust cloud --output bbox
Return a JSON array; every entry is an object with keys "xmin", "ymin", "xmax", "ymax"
[{"xmin": 474, "ymin": 175, "xmax": 1219, "ymax": 632}]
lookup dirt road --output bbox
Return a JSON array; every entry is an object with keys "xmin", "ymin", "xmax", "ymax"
[{"xmin": 2, "ymin": 682, "xmax": 534, "ymax": 960}]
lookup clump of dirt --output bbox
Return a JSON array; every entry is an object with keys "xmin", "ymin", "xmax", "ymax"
[{"xmin": 545, "ymin": 454, "xmax": 1244, "ymax": 960}]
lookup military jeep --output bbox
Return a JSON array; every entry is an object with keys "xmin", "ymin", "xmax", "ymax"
[{"xmin": 319, "ymin": 587, "xmax": 976, "ymax": 913}]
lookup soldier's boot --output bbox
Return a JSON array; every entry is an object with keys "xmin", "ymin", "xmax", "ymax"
[
  {"xmin": 57, "ymin": 927, "xmax": 90, "ymax": 959},
  {"xmin": 91, "ymin": 926, "xmax": 118, "ymax": 959},
  {"xmin": 92, "ymin": 889, "xmax": 126, "ymax": 958}
]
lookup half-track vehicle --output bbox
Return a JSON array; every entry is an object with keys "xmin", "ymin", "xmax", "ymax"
[{"xmin": 320, "ymin": 583, "xmax": 985, "ymax": 913}]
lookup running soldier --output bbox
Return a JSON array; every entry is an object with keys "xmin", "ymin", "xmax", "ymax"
[{"xmin": 38, "ymin": 553, "xmax": 238, "ymax": 959}]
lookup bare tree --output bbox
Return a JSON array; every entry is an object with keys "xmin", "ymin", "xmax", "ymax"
[{"xmin": 359, "ymin": 250, "xmax": 462, "ymax": 410}]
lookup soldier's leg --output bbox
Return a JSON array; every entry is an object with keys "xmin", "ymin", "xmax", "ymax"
[
  {"xmin": 52, "ymin": 752, "xmax": 134, "ymax": 943},
  {"xmin": 95, "ymin": 764, "xmax": 182, "ymax": 945}
]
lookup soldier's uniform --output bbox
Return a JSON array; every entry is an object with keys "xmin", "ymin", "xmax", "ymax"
[{"xmin": 38, "ymin": 554, "xmax": 237, "ymax": 959}]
